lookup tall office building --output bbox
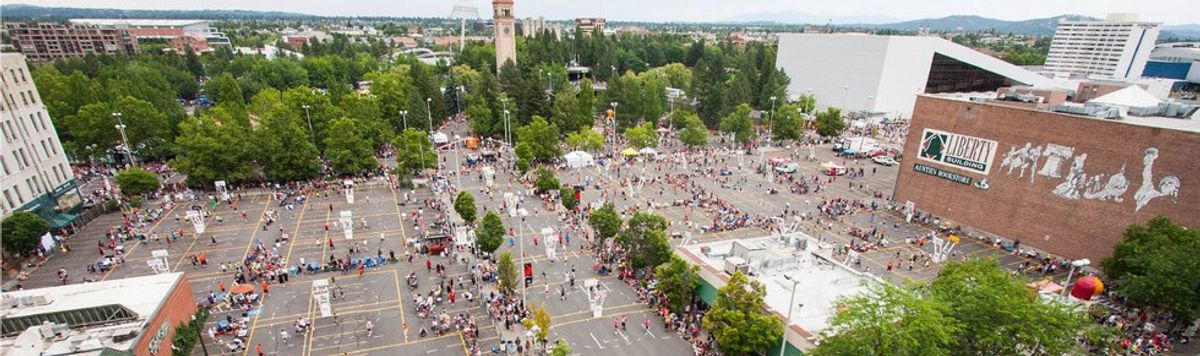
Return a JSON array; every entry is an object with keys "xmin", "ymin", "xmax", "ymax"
[
  {"xmin": 4, "ymin": 23, "xmax": 140, "ymax": 61},
  {"xmin": 1043, "ymin": 13, "xmax": 1161, "ymax": 80},
  {"xmin": 0, "ymin": 53, "xmax": 80, "ymax": 224},
  {"xmin": 492, "ymin": 0, "xmax": 517, "ymax": 71}
]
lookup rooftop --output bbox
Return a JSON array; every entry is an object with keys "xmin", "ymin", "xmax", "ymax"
[
  {"xmin": 923, "ymin": 92, "xmax": 1200, "ymax": 134},
  {"xmin": 68, "ymin": 19, "xmax": 209, "ymax": 27},
  {"xmin": 680, "ymin": 234, "xmax": 878, "ymax": 338}
]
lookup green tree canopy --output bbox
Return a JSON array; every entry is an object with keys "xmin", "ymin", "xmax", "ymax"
[
  {"xmin": 656, "ymin": 254, "xmax": 700, "ymax": 313},
  {"xmin": 771, "ymin": 103, "xmax": 804, "ymax": 141},
  {"xmin": 256, "ymin": 102, "xmax": 321, "ymax": 182},
  {"xmin": 796, "ymin": 93, "xmax": 816, "ymax": 114},
  {"xmin": 624, "ymin": 122, "xmax": 658, "ymax": 149},
  {"xmin": 560, "ymin": 185, "xmax": 578, "ymax": 211},
  {"xmin": 324, "ymin": 117, "xmax": 379, "ymax": 175},
  {"xmin": 72, "ymin": 95, "xmax": 174, "ymax": 160},
  {"xmin": 588, "ymin": 203, "xmax": 622, "ymax": 243},
  {"xmin": 515, "ymin": 115, "xmax": 562, "ymax": 165},
  {"xmin": 617, "ymin": 212, "xmax": 672, "ymax": 270},
  {"xmin": 477, "ymin": 210, "xmax": 505, "ymax": 255},
  {"xmin": 815, "ymin": 107, "xmax": 845, "ymax": 138},
  {"xmin": 497, "ymin": 251, "xmax": 519, "ymax": 295},
  {"xmin": 565, "ymin": 129, "xmax": 604, "ymax": 152},
  {"xmin": 677, "ymin": 113, "xmax": 709, "ymax": 147},
  {"xmin": 2, "ymin": 211, "xmax": 51, "ymax": 255},
  {"xmin": 116, "ymin": 167, "xmax": 160, "ymax": 197},
  {"xmin": 454, "ymin": 191, "xmax": 478, "ymax": 223},
  {"xmin": 719, "ymin": 103, "xmax": 756, "ymax": 145},
  {"xmin": 171, "ymin": 108, "xmax": 256, "ymax": 186},
  {"xmin": 702, "ymin": 272, "xmax": 784, "ymax": 356},
  {"xmin": 1102, "ymin": 216, "xmax": 1200, "ymax": 323},
  {"xmin": 812, "ymin": 283, "xmax": 960, "ymax": 356},
  {"xmin": 392, "ymin": 129, "xmax": 437, "ymax": 177},
  {"xmin": 535, "ymin": 168, "xmax": 561, "ymax": 193}
]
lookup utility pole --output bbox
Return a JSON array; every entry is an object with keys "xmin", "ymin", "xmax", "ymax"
[
  {"xmin": 112, "ymin": 112, "xmax": 135, "ymax": 166},
  {"xmin": 426, "ymin": 97, "xmax": 435, "ymax": 135},
  {"xmin": 768, "ymin": 96, "xmax": 777, "ymax": 145}
]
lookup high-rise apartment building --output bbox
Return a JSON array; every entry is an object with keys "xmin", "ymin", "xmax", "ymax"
[
  {"xmin": 522, "ymin": 17, "xmax": 562, "ymax": 39},
  {"xmin": 4, "ymin": 22, "xmax": 140, "ymax": 61},
  {"xmin": 1043, "ymin": 13, "xmax": 1160, "ymax": 79},
  {"xmin": 0, "ymin": 53, "xmax": 80, "ymax": 222},
  {"xmin": 492, "ymin": 0, "xmax": 517, "ymax": 71},
  {"xmin": 575, "ymin": 17, "xmax": 606, "ymax": 37}
]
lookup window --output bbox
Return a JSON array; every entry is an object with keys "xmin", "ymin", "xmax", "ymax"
[
  {"xmin": 41, "ymin": 140, "xmax": 50, "ymax": 158},
  {"xmin": 26, "ymin": 179, "xmax": 36, "ymax": 197},
  {"xmin": 28, "ymin": 91, "xmax": 36, "ymax": 104},
  {"xmin": 18, "ymin": 68, "xmax": 26, "ymax": 82},
  {"xmin": 37, "ymin": 112, "xmax": 46, "ymax": 131},
  {"xmin": 3, "ymin": 189, "xmax": 14, "ymax": 209},
  {"xmin": 48, "ymin": 137, "xmax": 58, "ymax": 155},
  {"xmin": 12, "ymin": 185, "xmax": 23, "ymax": 204},
  {"xmin": 18, "ymin": 148, "xmax": 29, "ymax": 166},
  {"xmin": 0, "ymin": 155, "xmax": 9, "ymax": 175},
  {"xmin": 19, "ymin": 92, "xmax": 27, "ymax": 105}
]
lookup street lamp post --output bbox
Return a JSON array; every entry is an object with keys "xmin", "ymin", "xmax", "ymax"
[
  {"xmin": 768, "ymin": 96, "xmax": 777, "ymax": 145},
  {"xmin": 841, "ymin": 85, "xmax": 850, "ymax": 109},
  {"xmin": 1061, "ymin": 259, "xmax": 1091, "ymax": 301},
  {"xmin": 425, "ymin": 97, "xmax": 434, "ymax": 135},
  {"xmin": 780, "ymin": 274, "xmax": 801, "ymax": 356},
  {"xmin": 191, "ymin": 314, "xmax": 211, "ymax": 356},
  {"xmin": 302, "ymin": 105, "xmax": 315, "ymax": 142},
  {"xmin": 399, "ymin": 110, "xmax": 409, "ymax": 131},
  {"xmin": 112, "ymin": 112, "xmax": 134, "ymax": 166}
]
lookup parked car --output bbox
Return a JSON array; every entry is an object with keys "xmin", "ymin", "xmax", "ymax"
[
  {"xmin": 774, "ymin": 163, "xmax": 799, "ymax": 173},
  {"xmin": 872, "ymin": 156, "xmax": 898, "ymax": 166}
]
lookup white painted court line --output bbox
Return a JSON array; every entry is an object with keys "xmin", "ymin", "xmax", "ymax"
[{"xmin": 591, "ymin": 333, "xmax": 606, "ymax": 349}]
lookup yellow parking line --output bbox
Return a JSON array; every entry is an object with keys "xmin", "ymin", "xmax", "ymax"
[{"xmin": 101, "ymin": 204, "xmax": 179, "ymax": 281}]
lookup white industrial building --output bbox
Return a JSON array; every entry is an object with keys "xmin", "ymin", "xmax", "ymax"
[
  {"xmin": 1043, "ymin": 13, "xmax": 1161, "ymax": 80},
  {"xmin": 1, "ymin": 53, "xmax": 79, "ymax": 223},
  {"xmin": 775, "ymin": 33, "xmax": 1058, "ymax": 118}
]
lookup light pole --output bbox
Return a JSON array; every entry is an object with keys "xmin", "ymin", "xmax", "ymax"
[
  {"xmin": 609, "ymin": 101, "xmax": 618, "ymax": 148},
  {"xmin": 501, "ymin": 97, "xmax": 512, "ymax": 147},
  {"xmin": 456, "ymin": 86, "xmax": 465, "ymax": 116},
  {"xmin": 425, "ymin": 97, "xmax": 434, "ymax": 135},
  {"xmin": 780, "ymin": 274, "xmax": 801, "ymax": 356},
  {"xmin": 768, "ymin": 95, "xmax": 777, "ymax": 144},
  {"xmin": 399, "ymin": 110, "xmax": 409, "ymax": 131},
  {"xmin": 112, "ymin": 112, "xmax": 134, "ymax": 166},
  {"xmin": 302, "ymin": 104, "xmax": 315, "ymax": 142},
  {"xmin": 1061, "ymin": 259, "xmax": 1091, "ymax": 301}
]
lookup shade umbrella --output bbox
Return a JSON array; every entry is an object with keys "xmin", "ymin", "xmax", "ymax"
[{"xmin": 230, "ymin": 284, "xmax": 255, "ymax": 294}]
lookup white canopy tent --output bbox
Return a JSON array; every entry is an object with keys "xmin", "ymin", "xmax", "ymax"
[
  {"xmin": 564, "ymin": 151, "xmax": 595, "ymax": 168},
  {"xmin": 432, "ymin": 132, "xmax": 450, "ymax": 144},
  {"xmin": 638, "ymin": 147, "xmax": 658, "ymax": 156}
]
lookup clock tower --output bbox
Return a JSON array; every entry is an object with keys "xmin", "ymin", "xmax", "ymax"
[{"xmin": 492, "ymin": 0, "xmax": 516, "ymax": 72}]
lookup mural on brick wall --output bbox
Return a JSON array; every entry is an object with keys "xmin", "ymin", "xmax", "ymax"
[{"xmin": 998, "ymin": 145, "xmax": 1180, "ymax": 212}]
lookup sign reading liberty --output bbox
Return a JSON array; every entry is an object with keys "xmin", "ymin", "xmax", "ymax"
[{"xmin": 918, "ymin": 128, "xmax": 998, "ymax": 175}]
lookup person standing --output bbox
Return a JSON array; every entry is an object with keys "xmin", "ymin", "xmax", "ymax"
[{"xmin": 365, "ymin": 320, "xmax": 374, "ymax": 337}]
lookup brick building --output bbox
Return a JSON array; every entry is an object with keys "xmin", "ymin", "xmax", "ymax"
[
  {"xmin": 894, "ymin": 95, "xmax": 1200, "ymax": 261},
  {"xmin": 4, "ymin": 23, "xmax": 139, "ymax": 61}
]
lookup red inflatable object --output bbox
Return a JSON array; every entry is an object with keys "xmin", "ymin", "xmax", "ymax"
[{"xmin": 1070, "ymin": 275, "xmax": 1104, "ymax": 301}]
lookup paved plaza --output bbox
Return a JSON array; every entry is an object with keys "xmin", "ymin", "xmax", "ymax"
[{"xmin": 10, "ymin": 120, "xmax": 1068, "ymax": 356}]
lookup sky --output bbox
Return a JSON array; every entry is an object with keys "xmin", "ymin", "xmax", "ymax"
[{"xmin": 12, "ymin": 0, "xmax": 1200, "ymax": 25}]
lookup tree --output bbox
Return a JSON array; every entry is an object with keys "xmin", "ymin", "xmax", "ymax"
[
  {"xmin": 550, "ymin": 340, "xmax": 572, "ymax": 356},
  {"xmin": 116, "ymin": 167, "xmax": 160, "ymax": 197},
  {"xmin": 467, "ymin": 101, "xmax": 496, "ymax": 138},
  {"xmin": 811, "ymin": 284, "xmax": 960, "ymax": 356},
  {"xmin": 205, "ymin": 73, "xmax": 245, "ymax": 112},
  {"xmin": 477, "ymin": 211, "xmax": 505, "ymax": 255},
  {"xmin": 515, "ymin": 115, "xmax": 562, "ymax": 165},
  {"xmin": 815, "ymin": 107, "xmax": 845, "ymax": 137},
  {"xmin": 702, "ymin": 272, "xmax": 784, "ymax": 356},
  {"xmin": 560, "ymin": 185, "xmax": 578, "ymax": 211},
  {"xmin": 576, "ymin": 78, "xmax": 597, "ymax": 126},
  {"xmin": 677, "ymin": 113, "xmax": 709, "ymax": 148},
  {"xmin": 392, "ymin": 129, "xmax": 437, "ymax": 177},
  {"xmin": 624, "ymin": 122, "xmax": 658, "ymax": 149},
  {"xmin": 692, "ymin": 49, "xmax": 727, "ymax": 127},
  {"xmin": 324, "ymin": 117, "xmax": 378, "ymax": 175},
  {"xmin": 72, "ymin": 95, "xmax": 174, "ymax": 160},
  {"xmin": 796, "ymin": 93, "xmax": 816, "ymax": 114},
  {"xmin": 454, "ymin": 191, "xmax": 477, "ymax": 223},
  {"xmin": 588, "ymin": 203, "xmax": 622, "ymax": 243},
  {"xmin": 523, "ymin": 303, "xmax": 552, "ymax": 342},
  {"xmin": 1102, "ymin": 216, "xmax": 1200, "ymax": 323},
  {"xmin": 171, "ymin": 108, "xmax": 256, "ymax": 186},
  {"xmin": 565, "ymin": 129, "xmax": 604, "ymax": 152},
  {"xmin": 656, "ymin": 254, "xmax": 700, "ymax": 313},
  {"xmin": 497, "ymin": 251, "xmax": 519, "ymax": 295},
  {"xmin": 550, "ymin": 86, "xmax": 585, "ymax": 133},
  {"xmin": 617, "ymin": 212, "xmax": 672, "ymax": 270},
  {"xmin": 771, "ymin": 103, "xmax": 803, "ymax": 141},
  {"xmin": 719, "ymin": 103, "xmax": 755, "ymax": 145},
  {"xmin": 257, "ymin": 103, "xmax": 321, "ymax": 181},
  {"xmin": 2, "ymin": 212, "xmax": 50, "ymax": 255},
  {"xmin": 535, "ymin": 168, "xmax": 561, "ymax": 193},
  {"xmin": 931, "ymin": 258, "xmax": 1105, "ymax": 355}
]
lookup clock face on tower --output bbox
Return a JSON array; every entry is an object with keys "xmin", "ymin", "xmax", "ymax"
[{"xmin": 504, "ymin": 26, "xmax": 511, "ymax": 35}]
